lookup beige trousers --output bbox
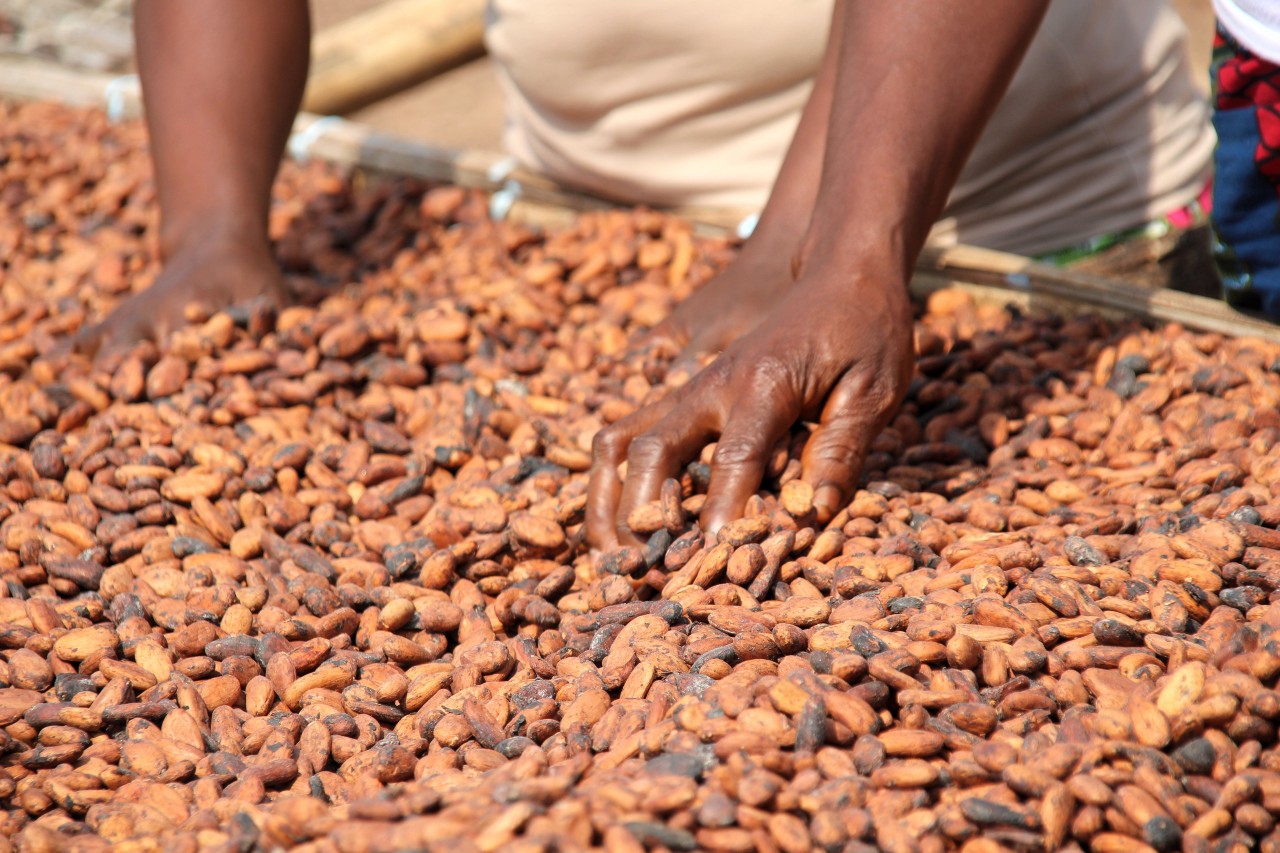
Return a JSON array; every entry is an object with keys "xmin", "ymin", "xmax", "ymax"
[{"xmin": 487, "ymin": 0, "xmax": 1214, "ymax": 256}]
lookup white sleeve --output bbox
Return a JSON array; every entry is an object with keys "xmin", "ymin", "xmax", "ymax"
[{"xmin": 1213, "ymin": 0, "xmax": 1280, "ymax": 64}]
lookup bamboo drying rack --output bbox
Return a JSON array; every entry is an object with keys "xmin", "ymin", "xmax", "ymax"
[
  {"xmin": 302, "ymin": 0, "xmax": 486, "ymax": 116},
  {"xmin": 3, "ymin": 56, "xmax": 1278, "ymax": 344}
]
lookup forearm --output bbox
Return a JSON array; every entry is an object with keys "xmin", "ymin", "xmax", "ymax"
[
  {"xmin": 134, "ymin": 0, "xmax": 311, "ymax": 258},
  {"xmin": 744, "ymin": 1, "xmax": 847, "ymax": 258},
  {"xmin": 801, "ymin": 0, "xmax": 1047, "ymax": 283}
]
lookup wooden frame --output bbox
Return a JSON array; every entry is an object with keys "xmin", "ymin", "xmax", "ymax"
[{"xmin": 303, "ymin": 0, "xmax": 486, "ymax": 116}]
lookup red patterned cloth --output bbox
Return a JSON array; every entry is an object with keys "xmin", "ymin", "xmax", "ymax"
[
  {"xmin": 1209, "ymin": 27, "xmax": 1280, "ymax": 316},
  {"xmin": 1215, "ymin": 31, "xmax": 1280, "ymax": 195}
]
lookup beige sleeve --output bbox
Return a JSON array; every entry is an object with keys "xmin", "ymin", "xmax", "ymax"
[
  {"xmin": 486, "ymin": 0, "xmax": 831, "ymax": 210},
  {"xmin": 931, "ymin": 0, "xmax": 1215, "ymax": 255}
]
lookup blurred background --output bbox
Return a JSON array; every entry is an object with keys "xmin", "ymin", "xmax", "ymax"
[{"xmin": 0, "ymin": 0, "xmax": 1217, "ymax": 154}]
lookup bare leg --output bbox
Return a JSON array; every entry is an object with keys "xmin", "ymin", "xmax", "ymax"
[{"xmin": 79, "ymin": 0, "xmax": 310, "ymax": 352}]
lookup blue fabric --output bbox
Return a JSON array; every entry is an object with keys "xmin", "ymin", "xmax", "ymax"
[
  {"xmin": 1211, "ymin": 107, "xmax": 1280, "ymax": 316},
  {"xmin": 1209, "ymin": 26, "xmax": 1280, "ymax": 320}
]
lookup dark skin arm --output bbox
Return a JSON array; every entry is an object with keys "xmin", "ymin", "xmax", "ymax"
[
  {"xmin": 79, "ymin": 0, "xmax": 311, "ymax": 352},
  {"xmin": 587, "ymin": 0, "xmax": 1049, "ymax": 549},
  {"xmin": 644, "ymin": 0, "xmax": 846, "ymax": 362}
]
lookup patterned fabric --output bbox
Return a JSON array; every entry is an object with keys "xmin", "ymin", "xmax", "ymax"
[
  {"xmin": 1215, "ymin": 31, "xmax": 1280, "ymax": 193},
  {"xmin": 1209, "ymin": 27, "xmax": 1280, "ymax": 316}
]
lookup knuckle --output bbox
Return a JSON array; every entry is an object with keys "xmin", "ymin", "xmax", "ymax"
[
  {"xmin": 811, "ymin": 421, "xmax": 868, "ymax": 455},
  {"xmin": 865, "ymin": 382, "xmax": 906, "ymax": 420},
  {"xmin": 701, "ymin": 355, "xmax": 737, "ymax": 386},
  {"xmin": 591, "ymin": 426, "xmax": 627, "ymax": 462},
  {"xmin": 712, "ymin": 435, "xmax": 761, "ymax": 470},
  {"xmin": 805, "ymin": 429, "xmax": 868, "ymax": 478},
  {"xmin": 626, "ymin": 433, "xmax": 670, "ymax": 470},
  {"xmin": 809, "ymin": 442, "xmax": 862, "ymax": 471},
  {"xmin": 747, "ymin": 355, "xmax": 793, "ymax": 390}
]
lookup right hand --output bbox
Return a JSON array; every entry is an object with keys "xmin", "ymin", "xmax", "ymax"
[{"xmin": 589, "ymin": 261, "xmax": 914, "ymax": 549}]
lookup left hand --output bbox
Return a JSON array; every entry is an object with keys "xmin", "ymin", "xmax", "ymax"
[
  {"xmin": 587, "ymin": 266, "xmax": 914, "ymax": 550},
  {"xmin": 640, "ymin": 228, "xmax": 798, "ymax": 371}
]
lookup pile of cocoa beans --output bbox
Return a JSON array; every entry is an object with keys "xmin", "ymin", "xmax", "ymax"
[{"xmin": 5, "ymin": 100, "xmax": 1280, "ymax": 853}]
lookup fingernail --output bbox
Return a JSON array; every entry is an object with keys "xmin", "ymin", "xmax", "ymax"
[{"xmin": 813, "ymin": 485, "xmax": 842, "ymax": 520}]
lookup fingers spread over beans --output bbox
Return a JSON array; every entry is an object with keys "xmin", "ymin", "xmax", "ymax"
[{"xmin": 588, "ymin": 273, "xmax": 913, "ymax": 548}]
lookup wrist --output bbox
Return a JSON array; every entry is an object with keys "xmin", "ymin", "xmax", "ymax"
[
  {"xmin": 792, "ymin": 222, "xmax": 914, "ymax": 297},
  {"xmin": 159, "ymin": 212, "xmax": 271, "ymax": 264}
]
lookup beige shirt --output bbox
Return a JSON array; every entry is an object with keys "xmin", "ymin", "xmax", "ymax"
[{"xmin": 487, "ymin": 0, "xmax": 1214, "ymax": 256}]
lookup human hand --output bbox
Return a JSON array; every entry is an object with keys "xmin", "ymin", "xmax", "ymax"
[
  {"xmin": 642, "ymin": 237, "xmax": 799, "ymax": 368},
  {"xmin": 76, "ymin": 232, "xmax": 286, "ymax": 355},
  {"xmin": 587, "ymin": 266, "xmax": 914, "ymax": 549}
]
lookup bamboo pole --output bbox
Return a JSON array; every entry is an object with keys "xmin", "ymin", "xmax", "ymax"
[
  {"xmin": 0, "ymin": 58, "xmax": 119, "ymax": 109},
  {"xmin": 918, "ymin": 244, "xmax": 1280, "ymax": 343},
  {"xmin": 302, "ymin": 0, "xmax": 486, "ymax": 116}
]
